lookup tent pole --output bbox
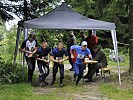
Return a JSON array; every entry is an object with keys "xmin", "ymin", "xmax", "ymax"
[
  {"xmin": 111, "ymin": 30, "xmax": 121, "ymax": 85},
  {"xmin": 22, "ymin": 28, "xmax": 28, "ymax": 81},
  {"xmin": 13, "ymin": 26, "xmax": 22, "ymax": 63},
  {"xmin": 24, "ymin": 28, "xmax": 28, "ymax": 39}
]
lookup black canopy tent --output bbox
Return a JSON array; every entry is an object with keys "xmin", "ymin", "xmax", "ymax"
[
  {"xmin": 14, "ymin": 2, "xmax": 121, "ymax": 85},
  {"xmin": 24, "ymin": 3, "xmax": 115, "ymax": 30}
]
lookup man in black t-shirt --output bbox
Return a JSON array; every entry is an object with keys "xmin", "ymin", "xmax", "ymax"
[
  {"xmin": 20, "ymin": 34, "xmax": 38, "ymax": 84},
  {"xmin": 36, "ymin": 41, "xmax": 51, "ymax": 86}
]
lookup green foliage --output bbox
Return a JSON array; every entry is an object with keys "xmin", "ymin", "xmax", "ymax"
[
  {"xmin": 67, "ymin": 0, "xmax": 129, "ymax": 47},
  {"xmin": 35, "ymin": 30, "xmax": 81, "ymax": 48},
  {"xmin": 0, "ymin": 59, "xmax": 25, "ymax": 84},
  {"xmin": 0, "ymin": 24, "xmax": 26, "ymax": 84},
  {"xmin": 35, "ymin": 30, "xmax": 64, "ymax": 47},
  {"xmin": 0, "ymin": 0, "xmax": 60, "ymax": 21},
  {"xmin": 0, "ymin": 25, "xmax": 16, "ymax": 61}
]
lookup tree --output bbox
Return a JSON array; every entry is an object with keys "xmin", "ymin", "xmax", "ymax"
[
  {"xmin": 129, "ymin": 0, "xmax": 133, "ymax": 73},
  {"xmin": 67, "ymin": 0, "xmax": 129, "ymax": 47},
  {"xmin": 0, "ymin": 0, "xmax": 60, "ymax": 21}
]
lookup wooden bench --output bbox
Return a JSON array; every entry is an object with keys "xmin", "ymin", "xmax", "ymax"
[{"xmin": 100, "ymin": 67, "xmax": 111, "ymax": 82}]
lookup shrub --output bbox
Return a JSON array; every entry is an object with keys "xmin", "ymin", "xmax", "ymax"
[{"xmin": 0, "ymin": 59, "xmax": 26, "ymax": 84}]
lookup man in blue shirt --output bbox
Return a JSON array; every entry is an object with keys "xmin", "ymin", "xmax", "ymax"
[
  {"xmin": 70, "ymin": 41, "xmax": 92, "ymax": 85},
  {"xmin": 50, "ymin": 42, "xmax": 69, "ymax": 86},
  {"xmin": 36, "ymin": 41, "xmax": 51, "ymax": 86},
  {"xmin": 20, "ymin": 34, "xmax": 38, "ymax": 84}
]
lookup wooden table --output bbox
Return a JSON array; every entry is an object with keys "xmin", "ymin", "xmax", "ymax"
[{"xmin": 84, "ymin": 58, "xmax": 98, "ymax": 64}]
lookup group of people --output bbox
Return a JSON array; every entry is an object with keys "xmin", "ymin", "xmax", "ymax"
[{"xmin": 19, "ymin": 30, "xmax": 108, "ymax": 87}]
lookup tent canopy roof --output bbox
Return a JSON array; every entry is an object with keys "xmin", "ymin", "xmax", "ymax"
[{"xmin": 24, "ymin": 2, "xmax": 116, "ymax": 30}]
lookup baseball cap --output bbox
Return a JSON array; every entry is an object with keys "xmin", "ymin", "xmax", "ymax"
[{"xmin": 81, "ymin": 41, "xmax": 87, "ymax": 46}]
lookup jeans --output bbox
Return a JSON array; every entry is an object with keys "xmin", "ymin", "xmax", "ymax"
[{"xmin": 73, "ymin": 63, "xmax": 85, "ymax": 84}]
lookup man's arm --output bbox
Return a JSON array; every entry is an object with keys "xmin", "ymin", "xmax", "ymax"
[
  {"xmin": 36, "ymin": 57, "xmax": 49, "ymax": 63},
  {"xmin": 70, "ymin": 45, "xmax": 78, "ymax": 59},
  {"xmin": 94, "ymin": 50, "xmax": 103, "ymax": 61},
  {"xmin": 32, "ymin": 47, "xmax": 38, "ymax": 54},
  {"xmin": 19, "ymin": 40, "xmax": 33, "ymax": 54},
  {"xmin": 19, "ymin": 48, "xmax": 32, "ymax": 54},
  {"xmin": 58, "ymin": 56, "xmax": 69, "ymax": 64},
  {"xmin": 50, "ymin": 56, "xmax": 58, "ymax": 63},
  {"xmin": 87, "ymin": 49, "xmax": 92, "ymax": 60}
]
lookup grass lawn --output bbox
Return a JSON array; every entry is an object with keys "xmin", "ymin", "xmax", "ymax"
[
  {"xmin": 0, "ymin": 83, "xmax": 86, "ymax": 100},
  {"xmin": 99, "ymin": 84, "xmax": 133, "ymax": 100},
  {"xmin": 0, "ymin": 74, "xmax": 86, "ymax": 100},
  {"xmin": 0, "ymin": 54, "xmax": 132, "ymax": 100}
]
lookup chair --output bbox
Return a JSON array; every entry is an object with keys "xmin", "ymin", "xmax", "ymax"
[{"xmin": 100, "ymin": 67, "xmax": 111, "ymax": 82}]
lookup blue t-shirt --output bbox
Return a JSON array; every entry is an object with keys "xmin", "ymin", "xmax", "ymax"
[
  {"xmin": 70, "ymin": 45, "xmax": 92, "ymax": 64},
  {"xmin": 51, "ymin": 48, "xmax": 68, "ymax": 64},
  {"xmin": 36, "ymin": 46, "xmax": 51, "ymax": 63},
  {"xmin": 37, "ymin": 47, "xmax": 51, "ymax": 57}
]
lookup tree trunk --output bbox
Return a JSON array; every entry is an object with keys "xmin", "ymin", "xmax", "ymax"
[
  {"xmin": 24, "ymin": 0, "xmax": 28, "ymax": 20},
  {"xmin": 129, "ymin": 0, "xmax": 133, "ymax": 74}
]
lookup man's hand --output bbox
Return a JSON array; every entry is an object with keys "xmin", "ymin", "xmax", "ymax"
[
  {"xmin": 27, "ymin": 51, "xmax": 34, "ymax": 57},
  {"xmin": 58, "ymin": 59, "xmax": 64, "ymax": 64},
  {"xmin": 43, "ymin": 59, "xmax": 49, "ymax": 63},
  {"xmin": 26, "ymin": 51, "xmax": 33, "ymax": 54},
  {"xmin": 71, "ymin": 55, "xmax": 75, "ymax": 59}
]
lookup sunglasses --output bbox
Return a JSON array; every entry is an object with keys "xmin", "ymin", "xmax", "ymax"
[{"xmin": 83, "ymin": 45, "xmax": 87, "ymax": 47}]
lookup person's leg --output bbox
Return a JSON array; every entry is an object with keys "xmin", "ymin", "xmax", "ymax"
[
  {"xmin": 42, "ymin": 64, "xmax": 49, "ymax": 85},
  {"xmin": 84, "ymin": 64, "xmax": 91, "ymax": 78},
  {"xmin": 26, "ymin": 57, "xmax": 35, "ymax": 83},
  {"xmin": 68, "ymin": 53, "xmax": 74, "ymax": 71},
  {"xmin": 76, "ymin": 64, "xmax": 84, "ymax": 85},
  {"xmin": 59, "ymin": 64, "xmax": 64, "ymax": 86},
  {"xmin": 85, "ymin": 63, "xmax": 101, "ymax": 82},
  {"xmin": 96, "ymin": 69, "xmax": 100, "ymax": 76},
  {"xmin": 37, "ymin": 62, "xmax": 44, "ymax": 84},
  {"xmin": 31, "ymin": 57, "xmax": 36, "ymax": 81},
  {"xmin": 73, "ymin": 63, "xmax": 79, "ymax": 76},
  {"xmin": 51, "ymin": 64, "xmax": 58, "ymax": 85},
  {"xmin": 73, "ymin": 63, "xmax": 77, "ymax": 81},
  {"xmin": 43, "ymin": 65, "xmax": 50, "ymax": 80}
]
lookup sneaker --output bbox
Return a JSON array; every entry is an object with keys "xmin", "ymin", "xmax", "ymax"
[
  {"xmin": 59, "ymin": 83, "xmax": 64, "ymax": 87},
  {"xmin": 83, "ymin": 75, "xmax": 88, "ymax": 79},
  {"xmin": 76, "ymin": 81, "xmax": 79, "ymax": 86},
  {"xmin": 73, "ymin": 77, "xmax": 76, "ymax": 82},
  {"xmin": 51, "ymin": 80, "xmax": 55, "ymax": 85},
  {"xmin": 44, "ymin": 81, "xmax": 48, "ymax": 85},
  {"xmin": 39, "ymin": 82, "xmax": 44, "ymax": 87},
  {"xmin": 96, "ymin": 73, "xmax": 100, "ymax": 76},
  {"xmin": 69, "ymin": 68, "xmax": 74, "ymax": 71}
]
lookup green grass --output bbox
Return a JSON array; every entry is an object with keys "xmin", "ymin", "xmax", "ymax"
[
  {"xmin": 0, "ymin": 83, "xmax": 75, "ymax": 100},
  {"xmin": 0, "ymin": 74, "xmax": 86, "ymax": 100},
  {"xmin": 99, "ymin": 84, "xmax": 133, "ymax": 100}
]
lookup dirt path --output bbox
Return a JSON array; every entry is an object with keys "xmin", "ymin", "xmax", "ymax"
[{"xmin": 33, "ymin": 64, "xmax": 114, "ymax": 100}]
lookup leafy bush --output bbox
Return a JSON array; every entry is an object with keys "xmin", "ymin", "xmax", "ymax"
[
  {"xmin": 0, "ymin": 59, "xmax": 26, "ymax": 84},
  {"xmin": 102, "ymin": 48, "xmax": 111, "ymax": 61}
]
